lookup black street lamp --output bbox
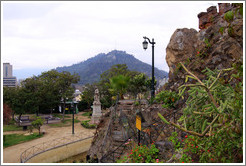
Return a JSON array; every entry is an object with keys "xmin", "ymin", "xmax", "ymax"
[
  {"xmin": 71, "ymin": 101, "xmax": 75, "ymax": 134},
  {"xmin": 142, "ymin": 36, "xmax": 156, "ymax": 98}
]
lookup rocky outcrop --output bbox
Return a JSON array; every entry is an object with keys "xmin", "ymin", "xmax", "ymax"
[
  {"xmin": 165, "ymin": 3, "xmax": 243, "ymax": 92},
  {"xmin": 166, "ymin": 28, "xmax": 198, "ymax": 75}
]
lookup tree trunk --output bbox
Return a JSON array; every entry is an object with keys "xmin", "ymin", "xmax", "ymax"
[{"xmin": 38, "ymin": 127, "xmax": 41, "ymax": 135}]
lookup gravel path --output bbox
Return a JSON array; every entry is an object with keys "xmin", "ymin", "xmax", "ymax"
[{"xmin": 3, "ymin": 112, "xmax": 96, "ymax": 163}]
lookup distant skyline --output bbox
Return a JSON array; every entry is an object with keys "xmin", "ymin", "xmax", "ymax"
[{"xmin": 2, "ymin": 1, "xmax": 218, "ymax": 79}]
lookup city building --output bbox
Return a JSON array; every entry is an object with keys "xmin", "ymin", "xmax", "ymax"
[{"xmin": 3, "ymin": 63, "xmax": 17, "ymax": 87}]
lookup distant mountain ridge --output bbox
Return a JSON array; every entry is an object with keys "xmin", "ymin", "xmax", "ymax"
[{"xmin": 56, "ymin": 50, "xmax": 168, "ymax": 85}]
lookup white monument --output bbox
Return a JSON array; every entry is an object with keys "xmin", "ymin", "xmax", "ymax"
[{"xmin": 91, "ymin": 88, "xmax": 102, "ymax": 124}]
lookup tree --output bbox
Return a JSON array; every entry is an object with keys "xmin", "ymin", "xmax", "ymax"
[
  {"xmin": 78, "ymin": 84, "xmax": 95, "ymax": 111},
  {"xmin": 98, "ymin": 64, "xmax": 141, "ymax": 104},
  {"xmin": 3, "ymin": 86, "xmax": 28, "ymax": 121},
  {"xmin": 56, "ymin": 71, "xmax": 80, "ymax": 121},
  {"xmin": 3, "ymin": 104, "xmax": 13, "ymax": 124},
  {"xmin": 31, "ymin": 116, "xmax": 45, "ymax": 135},
  {"xmin": 21, "ymin": 76, "xmax": 44, "ymax": 116},
  {"xmin": 128, "ymin": 73, "xmax": 148, "ymax": 99},
  {"xmin": 109, "ymin": 75, "xmax": 130, "ymax": 99}
]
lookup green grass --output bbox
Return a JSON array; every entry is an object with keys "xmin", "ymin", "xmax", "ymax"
[
  {"xmin": 82, "ymin": 112, "xmax": 92, "ymax": 117},
  {"xmin": 48, "ymin": 118, "xmax": 80, "ymax": 127},
  {"xmin": 53, "ymin": 114, "xmax": 70, "ymax": 119},
  {"xmin": 3, "ymin": 124, "xmax": 23, "ymax": 132},
  {"xmin": 3, "ymin": 133, "xmax": 43, "ymax": 148}
]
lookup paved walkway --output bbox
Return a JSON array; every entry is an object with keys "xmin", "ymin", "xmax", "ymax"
[{"xmin": 3, "ymin": 112, "xmax": 96, "ymax": 163}]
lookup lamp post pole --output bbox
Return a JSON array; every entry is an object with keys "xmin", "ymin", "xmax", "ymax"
[
  {"xmin": 143, "ymin": 36, "xmax": 156, "ymax": 98},
  {"xmin": 72, "ymin": 101, "xmax": 75, "ymax": 135}
]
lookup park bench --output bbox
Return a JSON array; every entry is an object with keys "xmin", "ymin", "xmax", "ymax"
[
  {"xmin": 15, "ymin": 116, "xmax": 31, "ymax": 130},
  {"xmin": 38, "ymin": 114, "xmax": 61, "ymax": 124}
]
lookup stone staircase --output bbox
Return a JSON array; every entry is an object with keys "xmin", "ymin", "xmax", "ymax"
[{"xmin": 100, "ymin": 100, "xmax": 148, "ymax": 162}]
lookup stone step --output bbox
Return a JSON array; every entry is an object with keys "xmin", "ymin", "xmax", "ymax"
[
  {"xmin": 117, "ymin": 105, "xmax": 133, "ymax": 110},
  {"xmin": 112, "ymin": 135, "xmax": 125, "ymax": 142},
  {"xmin": 112, "ymin": 131, "xmax": 122, "ymax": 135}
]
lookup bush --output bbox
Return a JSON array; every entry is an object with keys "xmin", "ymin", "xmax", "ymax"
[
  {"xmin": 31, "ymin": 116, "xmax": 45, "ymax": 135},
  {"xmin": 81, "ymin": 120, "xmax": 96, "ymax": 129},
  {"xmin": 159, "ymin": 62, "xmax": 243, "ymax": 163},
  {"xmin": 117, "ymin": 139, "xmax": 160, "ymax": 163},
  {"xmin": 155, "ymin": 90, "xmax": 179, "ymax": 108}
]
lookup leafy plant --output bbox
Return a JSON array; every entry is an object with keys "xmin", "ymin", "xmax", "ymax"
[
  {"xmin": 204, "ymin": 38, "xmax": 211, "ymax": 48},
  {"xmin": 31, "ymin": 116, "xmax": 45, "ymax": 135},
  {"xmin": 159, "ymin": 62, "xmax": 243, "ymax": 162},
  {"xmin": 155, "ymin": 90, "xmax": 179, "ymax": 108},
  {"xmin": 118, "ymin": 141, "xmax": 160, "ymax": 163},
  {"xmin": 81, "ymin": 120, "xmax": 96, "ymax": 129},
  {"xmin": 219, "ymin": 27, "xmax": 225, "ymax": 35},
  {"xmin": 168, "ymin": 132, "xmax": 181, "ymax": 149},
  {"xmin": 224, "ymin": 11, "xmax": 234, "ymax": 23},
  {"xmin": 109, "ymin": 75, "xmax": 130, "ymax": 99}
]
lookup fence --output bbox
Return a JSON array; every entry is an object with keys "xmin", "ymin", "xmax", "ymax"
[{"xmin": 20, "ymin": 131, "xmax": 94, "ymax": 163}]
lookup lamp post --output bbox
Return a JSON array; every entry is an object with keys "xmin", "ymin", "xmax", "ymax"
[
  {"xmin": 71, "ymin": 101, "xmax": 75, "ymax": 134},
  {"xmin": 142, "ymin": 36, "xmax": 156, "ymax": 98}
]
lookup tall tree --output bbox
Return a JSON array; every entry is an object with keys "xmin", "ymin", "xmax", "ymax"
[
  {"xmin": 128, "ymin": 73, "xmax": 148, "ymax": 99},
  {"xmin": 39, "ymin": 70, "xmax": 80, "ymax": 121},
  {"xmin": 109, "ymin": 75, "xmax": 130, "ymax": 99},
  {"xmin": 3, "ymin": 86, "xmax": 28, "ymax": 121}
]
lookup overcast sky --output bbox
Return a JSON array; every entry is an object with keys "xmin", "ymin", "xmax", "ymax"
[{"xmin": 2, "ymin": 1, "xmax": 218, "ymax": 79}]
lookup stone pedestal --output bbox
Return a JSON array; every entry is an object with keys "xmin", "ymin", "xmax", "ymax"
[{"xmin": 90, "ymin": 89, "xmax": 102, "ymax": 124}]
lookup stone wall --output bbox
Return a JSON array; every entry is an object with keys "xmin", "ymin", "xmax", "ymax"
[
  {"xmin": 198, "ymin": 3, "xmax": 234, "ymax": 30},
  {"xmin": 165, "ymin": 2, "xmax": 243, "ymax": 92}
]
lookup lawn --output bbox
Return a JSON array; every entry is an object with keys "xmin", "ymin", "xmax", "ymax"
[
  {"xmin": 48, "ymin": 118, "xmax": 81, "ymax": 127},
  {"xmin": 3, "ymin": 133, "xmax": 43, "ymax": 148},
  {"xmin": 82, "ymin": 111, "xmax": 92, "ymax": 117},
  {"xmin": 3, "ymin": 124, "xmax": 23, "ymax": 132}
]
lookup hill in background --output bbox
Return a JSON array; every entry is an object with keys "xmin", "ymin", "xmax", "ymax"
[{"xmin": 56, "ymin": 50, "xmax": 168, "ymax": 85}]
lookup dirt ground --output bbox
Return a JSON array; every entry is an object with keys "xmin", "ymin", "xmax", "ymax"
[{"xmin": 3, "ymin": 112, "xmax": 96, "ymax": 163}]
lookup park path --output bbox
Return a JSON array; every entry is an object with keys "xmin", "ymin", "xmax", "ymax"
[{"xmin": 3, "ymin": 112, "xmax": 96, "ymax": 163}]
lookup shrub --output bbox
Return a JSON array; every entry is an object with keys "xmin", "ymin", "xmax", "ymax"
[
  {"xmin": 81, "ymin": 120, "xmax": 96, "ymax": 129},
  {"xmin": 155, "ymin": 90, "xmax": 179, "ymax": 108},
  {"xmin": 118, "ymin": 140, "xmax": 160, "ymax": 163},
  {"xmin": 159, "ymin": 62, "xmax": 243, "ymax": 163},
  {"xmin": 31, "ymin": 116, "xmax": 45, "ymax": 135}
]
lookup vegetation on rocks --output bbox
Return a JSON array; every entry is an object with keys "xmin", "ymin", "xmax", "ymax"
[
  {"xmin": 159, "ymin": 60, "xmax": 243, "ymax": 163},
  {"xmin": 117, "ymin": 139, "xmax": 160, "ymax": 163}
]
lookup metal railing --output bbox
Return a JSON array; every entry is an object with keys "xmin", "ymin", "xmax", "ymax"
[{"xmin": 20, "ymin": 131, "xmax": 94, "ymax": 163}]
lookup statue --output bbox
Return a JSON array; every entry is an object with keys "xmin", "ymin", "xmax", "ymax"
[
  {"xmin": 93, "ymin": 88, "xmax": 100, "ymax": 105},
  {"xmin": 91, "ymin": 88, "xmax": 102, "ymax": 124}
]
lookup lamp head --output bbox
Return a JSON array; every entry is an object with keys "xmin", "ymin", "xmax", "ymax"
[{"xmin": 142, "ymin": 39, "xmax": 148, "ymax": 50}]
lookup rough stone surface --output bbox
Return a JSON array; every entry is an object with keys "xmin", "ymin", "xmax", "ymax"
[
  {"xmin": 166, "ymin": 28, "xmax": 198, "ymax": 75},
  {"xmin": 165, "ymin": 3, "xmax": 243, "ymax": 92}
]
